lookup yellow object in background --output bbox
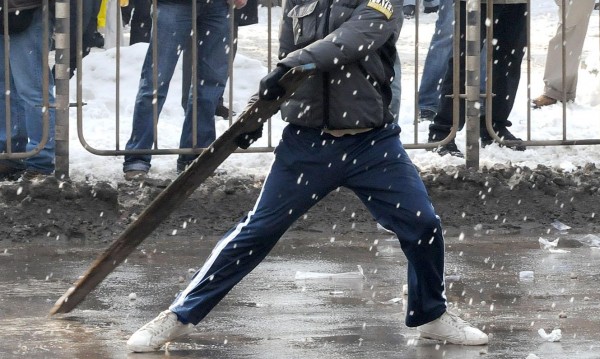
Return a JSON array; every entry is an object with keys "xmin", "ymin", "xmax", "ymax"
[
  {"xmin": 98, "ymin": 0, "xmax": 108, "ymax": 28},
  {"xmin": 98, "ymin": 0, "xmax": 129, "ymax": 28}
]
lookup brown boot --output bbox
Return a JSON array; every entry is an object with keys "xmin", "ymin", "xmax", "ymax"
[
  {"xmin": 124, "ymin": 170, "xmax": 147, "ymax": 181},
  {"xmin": 532, "ymin": 95, "xmax": 557, "ymax": 109}
]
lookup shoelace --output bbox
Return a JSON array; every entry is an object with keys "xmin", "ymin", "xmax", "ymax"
[
  {"xmin": 443, "ymin": 311, "xmax": 468, "ymax": 329},
  {"xmin": 142, "ymin": 312, "xmax": 178, "ymax": 336}
]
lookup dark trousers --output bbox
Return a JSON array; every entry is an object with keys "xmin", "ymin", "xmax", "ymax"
[
  {"xmin": 429, "ymin": 2, "xmax": 527, "ymax": 139},
  {"xmin": 169, "ymin": 124, "xmax": 447, "ymax": 328},
  {"xmin": 122, "ymin": 0, "xmax": 152, "ymax": 45}
]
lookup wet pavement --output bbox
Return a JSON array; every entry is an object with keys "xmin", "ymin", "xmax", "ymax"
[{"xmin": 1, "ymin": 230, "xmax": 600, "ymax": 359}]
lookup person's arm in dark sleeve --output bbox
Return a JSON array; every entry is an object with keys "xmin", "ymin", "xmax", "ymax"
[{"xmin": 279, "ymin": 0, "xmax": 401, "ymax": 70}]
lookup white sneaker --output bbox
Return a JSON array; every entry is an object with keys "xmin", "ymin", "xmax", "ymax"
[
  {"xmin": 127, "ymin": 310, "xmax": 195, "ymax": 352},
  {"xmin": 417, "ymin": 311, "xmax": 488, "ymax": 345}
]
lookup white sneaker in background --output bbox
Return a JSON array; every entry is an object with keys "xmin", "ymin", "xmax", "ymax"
[
  {"xmin": 127, "ymin": 310, "xmax": 195, "ymax": 352},
  {"xmin": 417, "ymin": 311, "xmax": 488, "ymax": 345}
]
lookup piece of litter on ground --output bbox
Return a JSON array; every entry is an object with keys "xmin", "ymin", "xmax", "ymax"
[
  {"xmin": 329, "ymin": 291, "xmax": 344, "ymax": 296},
  {"xmin": 402, "ymin": 284, "xmax": 408, "ymax": 295},
  {"xmin": 386, "ymin": 297, "xmax": 402, "ymax": 304},
  {"xmin": 538, "ymin": 237, "xmax": 559, "ymax": 250},
  {"xmin": 576, "ymin": 234, "xmax": 600, "ymax": 247},
  {"xmin": 549, "ymin": 248, "xmax": 570, "ymax": 253},
  {"xmin": 551, "ymin": 220, "xmax": 571, "ymax": 231},
  {"xmin": 526, "ymin": 354, "xmax": 540, "ymax": 359},
  {"xmin": 445, "ymin": 275, "xmax": 461, "ymax": 282},
  {"xmin": 538, "ymin": 328, "xmax": 561, "ymax": 342},
  {"xmin": 128, "ymin": 293, "xmax": 137, "ymax": 301},
  {"xmin": 519, "ymin": 271, "xmax": 534, "ymax": 281},
  {"xmin": 294, "ymin": 265, "xmax": 365, "ymax": 280}
]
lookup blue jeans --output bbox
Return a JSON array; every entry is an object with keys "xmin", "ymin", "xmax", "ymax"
[
  {"xmin": 417, "ymin": 0, "xmax": 485, "ymax": 114},
  {"xmin": 390, "ymin": 52, "xmax": 402, "ymax": 123},
  {"xmin": 123, "ymin": 0, "xmax": 229, "ymax": 173},
  {"xmin": 170, "ymin": 124, "xmax": 447, "ymax": 328},
  {"xmin": 417, "ymin": 0, "xmax": 452, "ymax": 113},
  {"xmin": 0, "ymin": 8, "xmax": 56, "ymax": 174}
]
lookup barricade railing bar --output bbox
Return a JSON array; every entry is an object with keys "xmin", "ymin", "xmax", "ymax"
[{"xmin": 1, "ymin": 0, "xmax": 599, "ymax": 174}]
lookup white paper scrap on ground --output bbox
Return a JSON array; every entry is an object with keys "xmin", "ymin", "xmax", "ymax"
[
  {"xmin": 539, "ymin": 237, "xmax": 559, "ymax": 249},
  {"xmin": 538, "ymin": 237, "xmax": 570, "ymax": 253},
  {"xmin": 295, "ymin": 265, "xmax": 365, "ymax": 280},
  {"xmin": 551, "ymin": 221, "xmax": 571, "ymax": 231},
  {"xmin": 519, "ymin": 271, "xmax": 534, "ymax": 281},
  {"xmin": 526, "ymin": 354, "xmax": 540, "ymax": 359},
  {"xmin": 538, "ymin": 328, "xmax": 562, "ymax": 342}
]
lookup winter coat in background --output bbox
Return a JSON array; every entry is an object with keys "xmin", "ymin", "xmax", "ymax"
[
  {"xmin": 2, "ymin": 0, "xmax": 44, "ymax": 11},
  {"xmin": 0, "ymin": 0, "xmax": 47, "ymax": 34}
]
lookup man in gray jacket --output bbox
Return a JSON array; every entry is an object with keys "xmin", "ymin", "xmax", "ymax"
[{"xmin": 127, "ymin": 0, "xmax": 488, "ymax": 352}]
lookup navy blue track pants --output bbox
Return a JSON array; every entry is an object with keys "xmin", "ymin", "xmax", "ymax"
[{"xmin": 170, "ymin": 123, "xmax": 447, "ymax": 327}]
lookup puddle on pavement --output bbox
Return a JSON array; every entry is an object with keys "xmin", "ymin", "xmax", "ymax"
[{"xmin": 1, "ymin": 232, "xmax": 599, "ymax": 358}]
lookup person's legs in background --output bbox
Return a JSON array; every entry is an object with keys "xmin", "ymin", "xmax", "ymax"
[
  {"xmin": 177, "ymin": 0, "xmax": 229, "ymax": 171},
  {"xmin": 479, "ymin": 3, "xmax": 526, "ymax": 150},
  {"xmin": 123, "ymin": 2, "xmax": 192, "ymax": 175},
  {"xmin": 404, "ymin": 0, "xmax": 440, "ymax": 18},
  {"xmin": 417, "ymin": 0, "xmax": 452, "ymax": 121},
  {"xmin": 0, "ymin": 48, "xmax": 28, "ymax": 178},
  {"xmin": 129, "ymin": 0, "xmax": 152, "ymax": 45},
  {"xmin": 3, "ymin": 8, "xmax": 56, "ymax": 176},
  {"xmin": 533, "ymin": 0, "xmax": 595, "ymax": 108},
  {"xmin": 84, "ymin": 0, "xmax": 104, "ymax": 50}
]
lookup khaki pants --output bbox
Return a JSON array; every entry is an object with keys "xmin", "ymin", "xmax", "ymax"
[{"xmin": 543, "ymin": 0, "xmax": 595, "ymax": 101}]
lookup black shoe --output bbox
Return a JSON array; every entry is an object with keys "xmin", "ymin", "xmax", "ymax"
[
  {"xmin": 403, "ymin": 5, "xmax": 416, "ymax": 18},
  {"xmin": 419, "ymin": 109, "xmax": 436, "ymax": 122},
  {"xmin": 481, "ymin": 125, "xmax": 526, "ymax": 151},
  {"xmin": 124, "ymin": 170, "xmax": 147, "ymax": 181},
  {"xmin": 424, "ymin": 5, "xmax": 439, "ymax": 13},
  {"xmin": 91, "ymin": 32, "xmax": 104, "ymax": 49},
  {"xmin": 0, "ymin": 163, "xmax": 25, "ymax": 181},
  {"xmin": 436, "ymin": 141, "xmax": 464, "ymax": 158},
  {"xmin": 215, "ymin": 104, "xmax": 235, "ymax": 119},
  {"xmin": 428, "ymin": 138, "xmax": 464, "ymax": 158}
]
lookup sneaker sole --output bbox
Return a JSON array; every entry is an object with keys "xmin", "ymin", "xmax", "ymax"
[
  {"xmin": 419, "ymin": 332, "xmax": 488, "ymax": 346},
  {"xmin": 127, "ymin": 343, "xmax": 161, "ymax": 352}
]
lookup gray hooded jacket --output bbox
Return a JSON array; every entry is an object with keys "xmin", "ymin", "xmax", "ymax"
[{"xmin": 277, "ymin": 0, "xmax": 401, "ymax": 130}]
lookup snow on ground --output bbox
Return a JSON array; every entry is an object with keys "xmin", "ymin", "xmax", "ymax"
[{"xmin": 70, "ymin": 1, "xmax": 600, "ymax": 183}]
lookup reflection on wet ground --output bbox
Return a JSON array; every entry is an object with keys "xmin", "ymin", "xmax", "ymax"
[{"xmin": 1, "ymin": 231, "xmax": 599, "ymax": 358}]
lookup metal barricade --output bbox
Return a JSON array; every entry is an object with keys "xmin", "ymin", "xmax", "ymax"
[
  {"xmin": 405, "ymin": 0, "xmax": 600, "ymax": 169},
  {"xmin": 0, "ymin": 0, "xmax": 52, "ymax": 162},
  {"xmin": 75, "ymin": 0, "xmax": 278, "ymax": 161},
  {"xmin": 3, "ymin": 0, "xmax": 599, "ymax": 176}
]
